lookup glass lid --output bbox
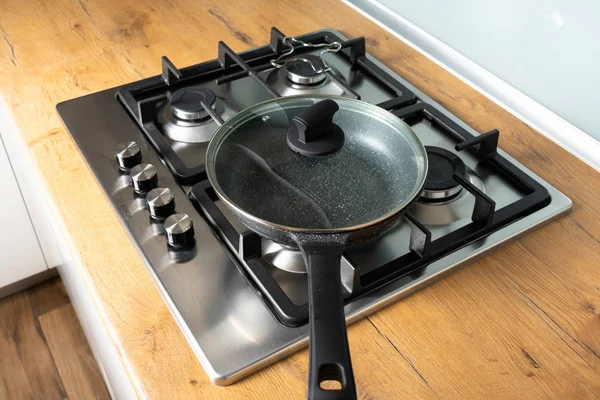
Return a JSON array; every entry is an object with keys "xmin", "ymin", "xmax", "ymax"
[{"xmin": 206, "ymin": 96, "xmax": 428, "ymax": 231}]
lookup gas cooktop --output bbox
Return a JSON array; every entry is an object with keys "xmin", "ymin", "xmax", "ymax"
[{"xmin": 56, "ymin": 28, "xmax": 572, "ymax": 385}]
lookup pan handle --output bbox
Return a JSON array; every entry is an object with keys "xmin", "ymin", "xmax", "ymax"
[{"xmin": 299, "ymin": 242, "xmax": 356, "ymax": 400}]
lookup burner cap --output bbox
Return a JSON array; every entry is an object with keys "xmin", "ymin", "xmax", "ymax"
[
  {"xmin": 421, "ymin": 146, "xmax": 467, "ymax": 201},
  {"xmin": 285, "ymin": 54, "xmax": 327, "ymax": 85},
  {"xmin": 170, "ymin": 87, "xmax": 216, "ymax": 121}
]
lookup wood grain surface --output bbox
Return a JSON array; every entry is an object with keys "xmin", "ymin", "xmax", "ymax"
[
  {"xmin": 0, "ymin": 291, "xmax": 66, "ymax": 399},
  {"xmin": 28, "ymin": 277, "xmax": 70, "ymax": 316},
  {"xmin": 39, "ymin": 304, "xmax": 111, "ymax": 400},
  {"xmin": 1, "ymin": 0, "xmax": 599, "ymax": 398},
  {"xmin": 0, "ymin": 278, "xmax": 109, "ymax": 400}
]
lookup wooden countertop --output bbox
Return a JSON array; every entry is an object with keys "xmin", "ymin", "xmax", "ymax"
[{"xmin": 2, "ymin": 0, "xmax": 599, "ymax": 398}]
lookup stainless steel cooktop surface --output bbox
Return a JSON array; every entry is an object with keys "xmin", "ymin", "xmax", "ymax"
[{"xmin": 57, "ymin": 28, "xmax": 571, "ymax": 385}]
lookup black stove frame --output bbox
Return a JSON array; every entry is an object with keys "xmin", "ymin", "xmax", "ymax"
[
  {"xmin": 116, "ymin": 28, "xmax": 417, "ymax": 184},
  {"xmin": 117, "ymin": 27, "xmax": 551, "ymax": 327}
]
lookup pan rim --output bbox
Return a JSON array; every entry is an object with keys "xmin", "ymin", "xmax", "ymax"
[{"xmin": 206, "ymin": 95, "xmax": 429, "ymax": 234}]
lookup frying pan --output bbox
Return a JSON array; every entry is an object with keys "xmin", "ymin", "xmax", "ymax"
[{"xmin": 206, "ymin": 96, "xmax": 428, "ymax": 399}]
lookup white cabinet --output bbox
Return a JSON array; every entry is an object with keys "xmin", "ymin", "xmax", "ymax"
[
  {"xmin": 0, "ymin": 105, "xmax": 64, "ymax": 270},
  {"xmin": 0, "ymin": 135, "xmax": 47, "ymax": 288},
  {"xmin": 0, "ymin": 102, "xmax": 66, "ymax": 294}
]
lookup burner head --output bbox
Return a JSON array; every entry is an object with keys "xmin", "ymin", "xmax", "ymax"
[
  {"xmin": 421, "ymin": 146, "xmax": 467, "ymax": 201},
  {"xmin": 285, "ymin": 54, "xmax": 327, "ymax": 85},
  {"xmin": 263, "ymin": 246, "xmax": 306, "ymax": 274},
  {"xmin": 159, "ymin": 91, "xmax": 237, "ymax": 143},
  {"xmin": 170, "ymin": 87, "xmax": 216, "ymax": 121}
]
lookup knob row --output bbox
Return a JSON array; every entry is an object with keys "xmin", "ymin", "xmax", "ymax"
[
  {"xmin": 132, "ymin": 166, "xmax": 194, "ymax": 248},
  {"xmin": 116, "ymin": 141, "xmax": 194, "ymax": 249}
]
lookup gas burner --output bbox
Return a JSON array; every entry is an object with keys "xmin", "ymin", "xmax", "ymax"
[
  {"xmin": 265, "ymin": 58, "xmax": 345, "ymax": 97},
  {"xmin": 421, "ymin": 146, "xmax": 467, "ymax": 202},
  {"xmin": 284, "ymin": 54, "xmax": 327, "ymax": 85},
  {"xmin": 262, "ymin": 242, "xmax": 306, "ymax": 274},
  {"xmin": 170, "ymin": 87, "xmax": 216, "ymax": 120},
  {"xmin": 157, "ymin": 88, "xmax": 237, "ymax": 143},
  {"xmin": 412, "ymin": 172, "xmax": 485, "ymax": 226}
]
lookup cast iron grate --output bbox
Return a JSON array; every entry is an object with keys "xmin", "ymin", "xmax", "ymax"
[
  {"xmin": 117, "ymin": 27, "xmax": 550, "ymax": 327},
  {"xmin": 189, "ymin": 107, "xmax": 549, "ymax": 326},
  {"xmin": 116, "ymin": 27, "xmax": 417, "ymax": 184}
]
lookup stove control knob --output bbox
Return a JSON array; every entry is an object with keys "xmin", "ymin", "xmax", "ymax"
[
  {"xmin": 116, "ymin": 141, "xmax": 142, "ymax": 170},
  {"xmin": 146, "ymin": 188, "xmax": 175, "ymax": 220},
  {"xmin": 130, "ymin": 163, "xmax": 158, "ymax": 194},
  {"xmin": 164, "ymin": 213, "xmax": 195, "ymax": 249}
]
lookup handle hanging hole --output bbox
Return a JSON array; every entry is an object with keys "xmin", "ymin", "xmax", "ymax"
[{"xmin": 318, "ymin": 363, "xmax": 345, "ymax": 391}]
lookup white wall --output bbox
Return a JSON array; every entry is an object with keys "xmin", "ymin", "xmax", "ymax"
[
  {"xmin": 375, "ymin": 0, "xmax": 599, "ymax": 139},
  {"xmin": 343, "ymin": 0, "xmax": 600, "ymax": 170}
]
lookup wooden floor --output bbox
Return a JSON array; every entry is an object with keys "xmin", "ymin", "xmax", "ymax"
[{"xmin": 0, "ymin": 277, "xmax": 110, "ymax": 400}]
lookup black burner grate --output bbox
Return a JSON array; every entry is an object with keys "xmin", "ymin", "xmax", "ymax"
[
  {"xmin": 116, "ymin": 27, "xmax": 550, "ymax": 327},
  {"xmin": 116, "ymin": 27, "xmax": 417, "ymax": 184},
  {"xmin": 189, "ymin": 101, "xmax": 550, "ymax": 326}
]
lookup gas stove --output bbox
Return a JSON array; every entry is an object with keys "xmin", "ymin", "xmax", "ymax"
[{"xmin": 57, "ymin": 28, "xmax": 572, "ymax": 385}]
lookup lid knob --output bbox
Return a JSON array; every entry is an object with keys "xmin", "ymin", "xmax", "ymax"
[{"xmin": 286, "ymin": 99, "xmax": 345, "ymax": 157}]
